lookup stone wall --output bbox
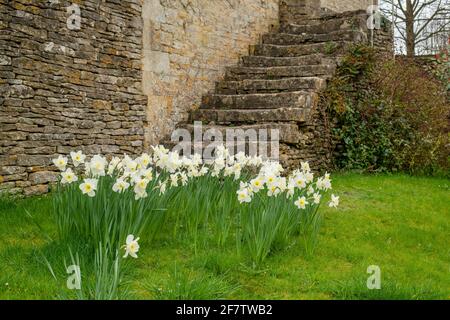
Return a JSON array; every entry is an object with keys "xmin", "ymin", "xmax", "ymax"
[
  {"xmin": 322, "ymin": 0, "xmax": 377, "ymax": 13},
  {"xmin": 0, "ymin": 0, "xmax": 147, "ymax": 196},
  {"xmin": 142, "ymin": 0, "xmax": 279, "ymax": 147},
  {"xmin": 0, "ymin": 0, "xmax": 390, "ymax": 196}
]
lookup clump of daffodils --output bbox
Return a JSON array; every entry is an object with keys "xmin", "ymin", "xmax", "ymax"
[
  {"xmin": 52, "ymin": 145, "xmax": 265, "ymax": 201},
  {"xmin": 237, "ymin": 160, "xmax": 340, "ymax": 210},
  {"xmin": 53, "ymin": 146, "xmax": 339, "ymax": 209}
]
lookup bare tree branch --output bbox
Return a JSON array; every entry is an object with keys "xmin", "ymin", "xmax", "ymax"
[{"xmin": 380, "ymin": 0, "xmax": 450, "ymax": 55}]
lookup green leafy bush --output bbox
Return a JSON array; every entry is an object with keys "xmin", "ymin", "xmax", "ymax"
[{"xmin": 324, "ymin": 45, "xmax": 449, "ymax": 175}]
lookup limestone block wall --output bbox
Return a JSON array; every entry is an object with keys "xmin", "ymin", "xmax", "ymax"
[
  {"xmin": 0, "ymin": 0, "xmax": 147, "ymax": 196},
  {"xmin": 322, "ymin": 0, "xmax": 377, "ymax": 13},
  {"xmin": 142, "ymin": 0, "xmax": 279, "ymax": 146}
]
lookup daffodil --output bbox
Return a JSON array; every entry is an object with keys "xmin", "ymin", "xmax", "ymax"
[
  {"xmin": 135, "ymin": 190, "xmax": 148, "ymax": 200},
  {"xmin": 301, "ymin": 161, "xmax": 311, "ymax": 173},
  {"xmin": 88, "ymin": 155, "xmax": 107, "ymax": 177},
  {"xmin": 267, "ymin": 185, "xmax": 281, "ymax": 197},
  {"xmin": 294, "ymin": 174, "xmax": 306, "ymax": 189},
  {"xmin": 250, "ymin": 177, "xmax": 264, "ymax": 192},
  {"xmin": 294, "ymin": 196, "xmax": 308, "ymax": 210},
  {"xmin": 138, "ymin": 153, "xmax": 152, "ymax": 168},
  {"xmin": 313, "ymin": 192, "xmax": 322, "ymax": 204},
  {"xmin": 70, "ymin": 151, "xmax": 86, "ymax": 167},
  {"xmin": 107, "ymin": 157, "xmax": 121, "ymax": 175},
  {"xmin": 180, "ymin": 172, "xmax": 188, "ymax": 186},
  {"xmin": 317, "ymin": 173, "xmax": 332, "ymax": 191},
  {"xmin": 123, "ymin": 235, "xmax": 140, "ymax": 259},
  {"xmin": 61, "ymin": 168, "xmax": 78, "ymax": 184},
  {"xmin": 79, "ymin": 178, "xmax": 98, "ymax": 197},
  {"xmin": 237, "ymin": 187, "xmax": 252, "ymax": 203},
  {"xmin": 156, "ymin": 180, "xmax": 167, "ymax": 195},
  {"xmin": 134, "ymin": 178, "xmax": 149, "ymax": 193},
  {"xmin": 305, "ymin": 172, "xmax": 314, "ymax": 183},
  {"xmin": 112, "ymin": 178, "xmax": 130, "ymax": 193},
  {"xmin": 52, "ymin": 155, "xmax": 68, "ymax": 171},
  {"xmin": 329, "ymin": 194, "xmax": 340, "ymax": 208},
  {"xmin": 170, "ymin": 173, "xmax": 179, "ymax": 187}
]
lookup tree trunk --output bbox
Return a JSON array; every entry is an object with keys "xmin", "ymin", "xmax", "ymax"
[{"xmin": 405, "ymin": 0, "xmax": 416, "ymax": 57}]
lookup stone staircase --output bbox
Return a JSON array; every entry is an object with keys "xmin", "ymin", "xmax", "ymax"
[{"xmin": 168, "ymin": 9, "xmax": 372, "ymax": 170}]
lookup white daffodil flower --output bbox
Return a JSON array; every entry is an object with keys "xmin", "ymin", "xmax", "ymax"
[
  {"xmin": 180, "ymin": 172, "xmax": 188, "ymax": 186},
  {"xmin": 156, "ymin": 181, "xmax": 167, "ymax": 195},
  {"xmin": 79, "ymin": 178, "xmax": 98, "ymax": 197},
  {"xmin": 170, "ymin": 173, "xmax": 179, "ymax": 187},
  {"xmin": 89, "ymin": 155, "xmax": 107, "ymax": 177},
  {"xmin": 294, "ymin": 196, "xmax": 308, "ymax": 210},
  {"xmin": 70, "ymin": 151, "xmax": 86, "ymax": 167},
  {"xmin": 61, "ymin": 168, "xmax": 78, "ymax": 184},
  {"xmin": 313, "ymin": 192, "xmax": 322, "ymax": 204},
  {"xmin": 134, "ymin": 178, "xmax": 149, "ymax": 193},
  {"xmin": 135, "ymin": 190, "xmax": 148, "ymax": 200},
  {"xmin": 301, "ymin": 162, "xmax": 311, "ymax": 173},
  {"xmin": 123, "ymin": 235, "xmax": 140, "ymax": 259},
  {"xmin": 329, "ymin": 194, "xmax": 340, "ymax": 208},
  {"xmin": 267, "ymin": 185, "xmax": 281, "ymax": 197},
  {"xmin": 250, "ymin": 177, "xmax": 264, "ymax": 192},
  {"xmin": 305, "ymin": 172, "xmax": 314, "ymax": 183},
  {"xmin": 138, "ymin": 153, "xmax": 152, "ymax": 168},
  {"xmin": 107, "ymin": 157, "xmax": 121, "ymax": 175},
  {"xmin": 237, "ymin": 188, "xmax": 252, "ymax": 204},
  {"xmin": 52, "ymin": 155, "xmax": 68, "ymax": 171},
  {"xmin": 112, "ymin": 178, "xmax": 130, "ymax": 193},
  {"xmin": 294, "ymin": 174, "xmax": 307, "ymax": 189}
]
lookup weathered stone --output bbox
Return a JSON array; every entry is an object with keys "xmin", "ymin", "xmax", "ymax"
[
  {"xmin": 216, "ymin": 77, "xmax": 326, "ymax": 94},
  {"xmin": 8, "ymin": 84, "xmax": 35, "ymax": 98},
  {"xmin": 24, "ymin": 184, "xmax": 49, "ymax": 196},
  {"xmin": 0, "ymin": 166, "xmax": 26, "ymax": 175},
  {"xmin": 0, "ymin": 55, "xmax": 12, "ymax": 66},
  {"xmin": 2, "ymin": 173, "xmax": 28, "ymax": 182},
  {"xmin": 202, "ymin": 91, "xmax": 319, "ymax": 110},
  {"xmin": 29, "ymin": 171, "xmax": 59, "ymax": 185},
  {"xmin": 17, "ymin": 155, "xmax": 52, "ymax": 167}
]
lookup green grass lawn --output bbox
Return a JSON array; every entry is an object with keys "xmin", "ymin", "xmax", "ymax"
[{"xmin": 0, "ymin": 173, "xmax": 449, "ymax": 300}]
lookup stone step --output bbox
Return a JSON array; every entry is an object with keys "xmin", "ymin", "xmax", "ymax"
[
  {"xmin": 181, "ymin": 123, "xmax": 304, "ymax": 144},
  {"xmin": 190, "ymin": 107, "xmax": 310, "ymax": 124},
  {"xmin": 215, "ymin": 77, "xmax": 326, "ymax": 94},
  {"xmin": 262, "ymin": 30, "xmax": 367, "ymax": 45},
  {"xmin": 201, "ymin": 91, "xmax": 318, "ymax": 110},
  {"xmin": 163, "ymin": 139, "xmax": 280, "ymax": 160},
  {"xmin": 252, "ymin": 41, "xmax": 350, "ymax": 57},
  {"xmin": 282, "ymin": 14, "xmax": 367, "ymax": 35},
  {"xmin": 241, "ymin": 54, "xmax": 327, "ymax": 67},
  {"xmin": 224, "ymin": 64, "xmax": 335, "ymax": 81}
]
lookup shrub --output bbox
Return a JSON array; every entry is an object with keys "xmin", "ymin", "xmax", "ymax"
[{"xmin": 324, "ymin": 45, "xmax": 449, "ymax": 175}]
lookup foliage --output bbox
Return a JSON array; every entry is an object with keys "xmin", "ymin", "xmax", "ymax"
[
  {"xmin": 426, "ymin": 38, "xmax": 450, "ymax": 90},
  {"xmin": 323, "ymin": 44, "xmax": 449, "ymax": 175}
]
